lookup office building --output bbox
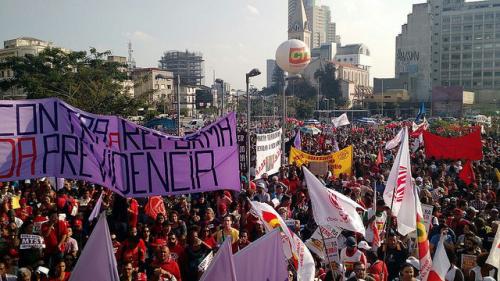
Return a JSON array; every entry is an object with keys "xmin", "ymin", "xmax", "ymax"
[
  {"xmin": 132, "ymin": 68, "xmax": 174, "ymax": 111},
  {"xmin": 396, "ymin": 0, "xmax": 500, "ymax": 103}
]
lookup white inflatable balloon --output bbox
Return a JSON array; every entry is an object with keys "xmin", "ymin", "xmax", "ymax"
[{"xmin": 275, "ymin": 39, "xmax": 311, "ymax": 74}]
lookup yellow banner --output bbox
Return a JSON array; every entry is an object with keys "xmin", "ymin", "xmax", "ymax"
[{"xmin": 289, "ymin": 146, "xmax": 353, "ymax": 177}]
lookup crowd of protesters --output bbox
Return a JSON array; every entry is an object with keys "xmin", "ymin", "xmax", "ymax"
[{"xmin": 0, "ymin": 119, "xmax": 498, "ymax": 281}]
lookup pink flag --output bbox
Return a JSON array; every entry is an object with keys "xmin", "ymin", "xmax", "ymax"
[
  {"xmin": 199, "ymin": 238, "xmax": 237, "ymax": 281},
  {"xmin": 234, "ymin": 229, "xmax": 288, "ymax": 281},
  {"xmin": 428, "ymin": 235, "xmax": 451, "ymax": 281},
  {"xmin": 69, "ymin": 214, "xmax": 119, "ymax": 281},
  {"xmin": 88, "ymin": 192, "xmax": 103, "ymax": 222},
  {"xmin": 294, "ymin": 130, "xmax": 302, "ymax": 150}
]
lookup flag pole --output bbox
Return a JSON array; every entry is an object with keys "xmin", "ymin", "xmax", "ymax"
[
  {"xmin": 319, "ymin": 226, "xmax": 336, "ymax": 277},
  {"xmin": 382, "ymin": 128, "xmax": 406, "ymax": 265}
]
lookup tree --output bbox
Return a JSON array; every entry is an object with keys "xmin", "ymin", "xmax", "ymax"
[
  {"xmin": 314, "ymin": 62, "xmax": 343, "ymax": 105},
  {"xmin": 0, "ymin": 47, "xmax": 145, "ymax": 116}
]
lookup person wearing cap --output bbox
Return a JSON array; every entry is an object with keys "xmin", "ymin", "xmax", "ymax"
[
  {"xmin": 253, "ymin": 182, "xmax": 271, "ymax": 204},
  {"xmin": 340, "ymin": 236, "xmax": 367, "ymax": 276}
]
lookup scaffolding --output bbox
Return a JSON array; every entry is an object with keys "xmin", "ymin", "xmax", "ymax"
[{"xmin": 159, "ymin": 50, "xmax": 204, "ymax": 85}]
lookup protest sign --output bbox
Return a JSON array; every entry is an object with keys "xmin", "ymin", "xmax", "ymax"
[
  {"xmin": 237, "ymin": 131, "xmax": 247, "ymax": 175},
  {"xmin": 421, "ymin": 204, "xmax": 434, "ymax": 233},
  {"xmin": 461, "ymin": 254, "xmax": 477, "ymax": 274},
  {"xmin": 289, "ymin": 146, "xmax": 353, "ymax": 177},
  {"xmin": 255, "ymin": 129, "xmax": 282, "ymax": 179},
  {"xmin": 20, "ymin": 234, "xmax": 45, "ymax": 249},
  {"xmin": 0, "ymin": 98, "xmax": 240, "ymax": 197}
]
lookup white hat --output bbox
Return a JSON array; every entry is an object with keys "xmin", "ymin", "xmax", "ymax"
[
  {"xmin": 358, "ymin": 241, "xmax": 371, "ymax": 250},
  {"xmin": 406, "ymin": 256, "xmax": 420, "ymax": 270}
]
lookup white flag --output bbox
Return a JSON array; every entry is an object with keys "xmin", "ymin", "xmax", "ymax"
[
  {"xmin": 428, "ymin": 235, "xmax": 451, "ymax": 281},
  {"xmin": 303, "ymin": 166, "xmax": 365, "ymax": 234},
  {"xmin": 198, "ymin": 251, "xmax": 214, "ymax": 272},
  {"xmin": 332, "ymin": 113, "xmax": 350, "ymax": 127},
  {"xmin": 88, "ymin": 192, "xmax": 103, "ymax": 222},
  {"xmin": 385, "ymin": 128, "xmax": 403, "ymax": 150},
  {"xmin": 486, "ymin": 222, "xmax": 500, "ymax": 281},
  {"xmin": 293, "ymin": 232, "xmax": 315, "ymax": 281},
  {"xmin": 69, "ymin": 214, "xmax": 119, "ymax": 281},
  {"xmin": 383, "ymin": 127, "xmax": 411, "ymax": 218}
]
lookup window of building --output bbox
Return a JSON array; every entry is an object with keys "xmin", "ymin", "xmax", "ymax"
[
  {"xmin": 495, "ymin": 80, "xmax": 500, "ymax": 87},
  {"xmin": 484, "ymin": 33, "xmax": 493, "ymax": 40},
  {"xmin": 474, "ymin": 62, "xmax": 483, "ymax": 68},
  {"xmin": 463, "ymin": 53, "xmax": 472, "ymax": 60},
  {"xmin": 483, "ymin": 80, "xmax": 492, "ymax": 87},
  {"xmin": 484, "ymin": 61, "xmax": 493, "ymax": 68},
  {"xmin": 463, "ymin": 34, "xmax": 472, "ymax": 41},
  {"xmin": 450, "ymin": 80, "xmax": 460, "ymax": 86},
  {"xmin": 484, "ymin": 71, "xmax": 492, "ymax": 77},
  {"xmin": 160, "ymin": 84, "xmax": 165, "ymax": 89},
  {"xmin": 485, "ymin": 12, "xmax": 494, "ymax": 21},
  {"xmin": 462, "ymin": 62, "xmax": 472, "ymax": 68},
  {"xmin": 451, "ymin": 25, "xmax": 462, "ymax": 32},
  {"xmin": 443, "ymin": 16, "xmax": 451, "ymax": 23},
  {"xmin": 473, "ymin": 71, "xmax": 482, "ymax": 77},
  {"xmin": 485, "ymin": 23, "xmax": 494, "ymax": 30},
  {"xmin": 451, "ymin": 62, "xmax": 460, "ymax": 69},
  {"xmin": 0, "ymin": 71, "xmax": 3, "ymax": 78},
  {"xmin": 473, "ymin": 80, "xmax": 482, "ymax": 87},
  {"xmin": 451, "ymin": 54, "xmax": 461, "ymax": 60},
  {"xmin": 463, "ymin": 25, "xmax": 473, "ymax": 31},
  {"xmin": 451, "ymin": 44, "xmax": 461, "ymax": 51},
  {"xmin": 463, "ymin": 44, "xmax": 472, "ymax": 50},
  {"xmin": 463, "ymin": 81, "xmax": 471, "ymax": 88},
  {"xmin": 443, "ymin": 46, "xmax": 450, "ymax": 51},
  {"xmin": 451, "ymin": 35, "xmax": 461, "ymax": 42},
  {"xmin": 474, "ymin": 14, "xmax": 483, "ymax": 21},
  {"xmin": 442, "ymin": 54, "xmax": 449, "ymax": 60},
  {"xmin": 484, "ymin": 51, "xmax": 494, "ymax": 58},
  {"xmin": 464, "ymin": 15, "xmax": 473, "ymax": 22},
  {"xmin": 474, "ymin": 24, "xmax": 483, "ymax": 31},
  {"xmin": 474, "ymin": 34, "xmax": 482, "ymax": 40},
  {"xmin": 443, "ymin": 36, "xmax": 450, "ymax": 42},
  {"xmin": 462, "ymin": 71, "xmax": 472, "ymax": 77},
  {"xmin": 167, "ymin": 85, "xmax": 171, "ymax": 89},
  {"xmin": 442, "ymin": 62, "xmax": 449, "ymax": 69},
  {"xmin": 473, "ymin": 51, "xmax": 483, "ymax": 59},
  {"xmin": 452, "ymin": 16, "xmax": 462, "ymax": 23}
]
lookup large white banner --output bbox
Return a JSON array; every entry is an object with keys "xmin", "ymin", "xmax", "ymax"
[{"xmin": 255, "ymin": 129, "xmax": 282, "ymax": 179}]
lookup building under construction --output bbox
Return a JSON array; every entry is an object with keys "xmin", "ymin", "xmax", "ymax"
[{"xmin": 159, "ymin": 50, "xmax": 204, "ymax": 85}]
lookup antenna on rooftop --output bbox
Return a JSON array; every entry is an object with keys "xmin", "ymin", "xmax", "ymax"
[{"xmin": 127, "ymin": 41, "xmax": 136, "ymax": 71}]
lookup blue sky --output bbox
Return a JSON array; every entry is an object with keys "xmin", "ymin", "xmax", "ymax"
[{"xmin": 0, "ymin": 0, "xmax": 423, "ymax": 89}]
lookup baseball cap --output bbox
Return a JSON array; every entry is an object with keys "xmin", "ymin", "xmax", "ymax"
[
  {"xmin": 346, "ymin": 236, "xmax": 357, "ymax": 247},
  {"xmin": 358, "ymin": 241, "xmax": 371, "ymax": 250},
  {"xmin": 406, "ymin": 256, "xmax": 420, "ymax": 270}
]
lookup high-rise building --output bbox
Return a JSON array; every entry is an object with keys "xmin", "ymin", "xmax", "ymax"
[
  {"xmin": 289, "ymin": 0, "xmax": 338, "ymax": 49},
  {"xmin": 266, "ymin": 59, "xmax": 277, "ymax": 87},
  {"xmin": 396, "ymin": 0, "xmax": 500, "ymax": 102},
  {"xmin": 288, "ymin": 0, "xmax": 312, "ymax": 49},
  {"xmin": 159, "ymin": 50, "xmax": 204, "ymax": 86}
]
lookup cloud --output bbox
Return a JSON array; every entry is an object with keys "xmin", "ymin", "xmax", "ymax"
[
  {"xmin": 125, "ymin": 31, "xmax": 154, "ymax": 41},
  {"xmin": 246, "ymin": 4, "xmax": 260, "ymax": 15}
]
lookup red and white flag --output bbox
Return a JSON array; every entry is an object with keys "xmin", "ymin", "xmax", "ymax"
[
  {"xmin": 428, "ymin": 235, "xmax": 450, "ymax": 281},
  {"xmin": 250, "ymin": 201, "xmax": 315, "ymax": 281},
  {"xmin": 303, "ymin": 166, "xmax": 365, "ymax": 234},
  {"xmin": 144, "ymin": 196, "xmax": 166, "ymax": 220},
  {"xmin": 385, "ymin": 128, "xmax": 403, "ymax": 150}
]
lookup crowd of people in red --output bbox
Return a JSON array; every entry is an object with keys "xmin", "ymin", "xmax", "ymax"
[{"xmin": 0, "ymin": 122, "xmax": 498, "ymax": 281}]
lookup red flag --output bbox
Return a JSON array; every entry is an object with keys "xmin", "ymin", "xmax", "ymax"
[
  {"xmin": 376, "ymin": 148, "xmax": 384, "ymax": 166},
  {"xmin": 144, "ymin": 196, "xmax": 166, "ymax": 220},
  {"xmin": 459, "ymin": 160, "xmax": 476, "ymax": 185},
  {"xmin": 423, "ymin": 128, "xmax": 483, "ymax": 160}
]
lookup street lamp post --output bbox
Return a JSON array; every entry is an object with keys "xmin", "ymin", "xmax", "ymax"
[
  {"xmin": 283, "ymin": 73, "xmax": 301, "ymax": 164},
  {"xmin": 177, "ymin": 74, "xmax": 181, "ymax": 136},
  {"xmin": 215, "ymin": 78, "xmax": 224, "ymax": 116},
  {"xmin": 245, "ymin": 68, "xmax": 261, "ymax": 182}
]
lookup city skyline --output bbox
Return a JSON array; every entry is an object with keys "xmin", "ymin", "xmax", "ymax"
[{"xmin": 1, "ymin": 0, "xmax": 423, "ymax": 89}]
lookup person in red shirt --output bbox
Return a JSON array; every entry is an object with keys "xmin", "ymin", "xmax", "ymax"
[
  {"xmin": 167, "ymin": 232, "xmax": 185, "ymax": 264},
  {"xmin": 14, "ymin": 198, "xmax": 32, "ymax": 221},
  {"xmin": 118, "ymin": 227, "xmax": 146, "ymax": 269},
  {"xmin": 49, "ymin": 259, "xmax": 71, "ymax": 281},
  {"xmin": 41, "ymin": 211, "xmax": 68, "ymax": 266},
  {"xmin": 149, "ymin": 246, "xmax": 182, "ymax": 281},
  {"xmin": 128, "ymin": 198, "xmax": 139, "ymax": 229},
  {"xmin": 366, "ymin": 250, "xmax": 388, "ymax": 281}
]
